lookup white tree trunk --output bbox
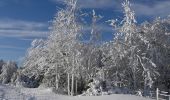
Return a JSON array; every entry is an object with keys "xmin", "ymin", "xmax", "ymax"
[
  {"xmin": 71, "ymin": 74, "xmax": 74, "ymax": 96},
  {"xmin": 68, "ymin": 73, "xmax": 70, "ymax": 95},
  {"xmin": 156, "ymin": 88, "xmax": 159, "ymax": 100},
  {"xmin": 55, "ymin": 73, "xmax": 59, "ymax": 90}
]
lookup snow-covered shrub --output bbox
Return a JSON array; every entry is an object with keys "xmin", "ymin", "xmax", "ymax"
[
  {"xmin": 135, "ymin": 89, "xmax": 143, "ymax": 96},
  {"xmin": 82, "ymin": 78, "xmax": 109, "ymax": 96}
]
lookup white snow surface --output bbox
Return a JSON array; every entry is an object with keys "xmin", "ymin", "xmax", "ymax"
[{"xmin": 0, "ymin": 84, "xmax": 153, "ymax": 100}]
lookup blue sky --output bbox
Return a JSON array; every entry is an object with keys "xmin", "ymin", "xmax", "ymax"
[{"xmin": 0, "ymin": 0, "xmax": 170, "ymax": 65}]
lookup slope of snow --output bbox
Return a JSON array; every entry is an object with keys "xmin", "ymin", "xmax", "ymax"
[{"xmin": 0, "ymin": 84, "xmax": 154, "ymax": 100}]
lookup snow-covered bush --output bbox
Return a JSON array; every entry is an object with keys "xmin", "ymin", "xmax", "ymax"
[{"xmin": 82, "ymin": 78, "xmax": 109, "ymax": 96}]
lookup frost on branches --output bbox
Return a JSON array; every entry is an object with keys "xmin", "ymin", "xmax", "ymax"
[
  {"xmin": 102, "ymin": 0, "xmax": 168, "ymax": 96},
  {"xmin": 9, "ymin": 0, "xmax": 170, "ymax": 97}
]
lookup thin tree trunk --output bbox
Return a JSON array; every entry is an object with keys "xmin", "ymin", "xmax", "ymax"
[
  {"xmin": 71, "ymin": 74, "xmax": 74, "ymax": 96},
  {"xmin": 144, "ymin": 72, "xmax": 152, "ymax": 97},
  {"xmin": 144, "ymin": 79, "xmax": 146, "ymax": 95},
  {"xmin": 68, "ymin": 73, "xmax": 70, "ymax": 95},
  {"xmin": 75, "ymin": 79, "xmax": 78, "ymax": 95},
  {"xmin": 102, "ymin": 68, "xmax": 105, "ymax": 81},
  {"xmin": 156, "ymin": 88, "xmax": 159, "ymax": 100},
  {"xmin": 133, "ymin": 69, "xmax": 136, "ymax": 90},
  {"xmin": 133, "ymin": 73, "xmax": 136, "ymax": 89},
  {"xmin": 55, "ymin": 73, "xmax": 59, "ymax": 90}
]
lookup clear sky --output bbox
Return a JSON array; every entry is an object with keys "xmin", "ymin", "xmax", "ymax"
[{"xmin": 0, "ymin": 0, "xmax": 170, "ymax": 65}]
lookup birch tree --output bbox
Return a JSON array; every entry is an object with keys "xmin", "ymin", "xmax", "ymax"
[{"xmin": 46, "ymin": 0, "xmax": 81, "ymax": 95}]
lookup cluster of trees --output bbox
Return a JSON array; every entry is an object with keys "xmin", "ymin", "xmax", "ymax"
[{"xmin": 1, "ymin": 0, "xmax": 169, "ymax": 97}]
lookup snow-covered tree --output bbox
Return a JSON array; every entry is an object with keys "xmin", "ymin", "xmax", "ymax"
[
  {"xmin": 44, "ymin": 0, "xmax": 82, "ymax": 95},
  {"xmin": 19, "ymin": 39, "xmax": 47, "ymax": 88},
  {"xmin": 106, "ymin": 0, "xmax": 159, "ymax": 95},
  {"xmin": 0, "ymin": 61, "xmax": 17, "ymax": 84},
  {"xmin": 140, "ymin": 18, "xmax": 170, "ymax": 91},
  {"xmin": 23, "ymin": 39, "xmax": 47, "ymax": 73}
]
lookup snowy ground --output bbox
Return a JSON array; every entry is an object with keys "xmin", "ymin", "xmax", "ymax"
[{"xmin": 0, "ymin": 84, "xmax": 154, "ymax": 100}]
